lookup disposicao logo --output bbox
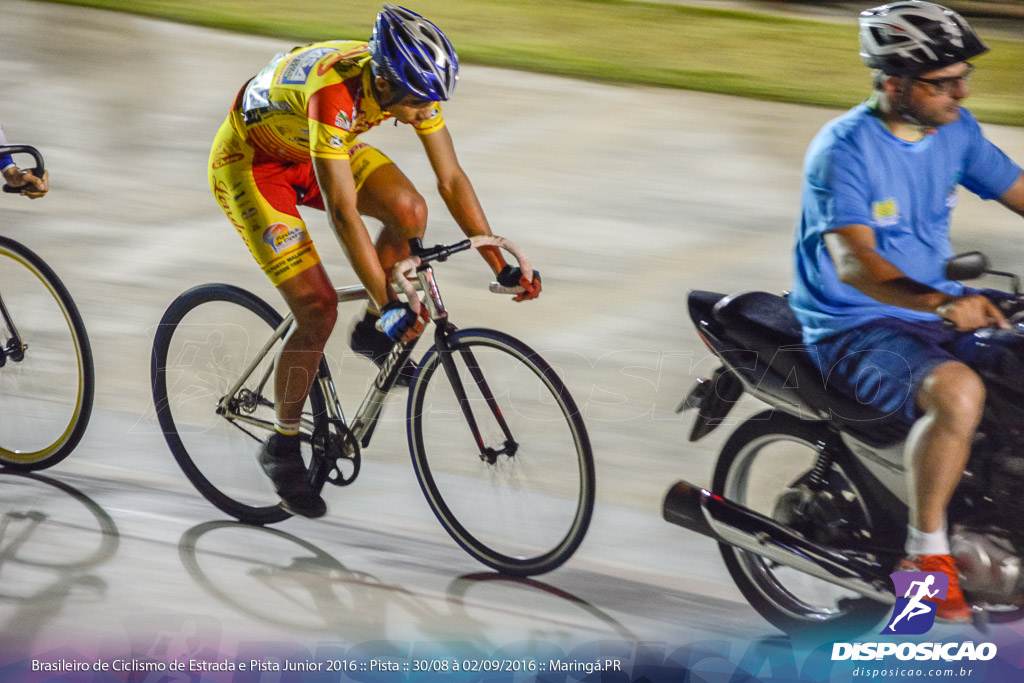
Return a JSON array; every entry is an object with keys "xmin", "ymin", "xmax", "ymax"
[
  {"xmin": 830, "ymin": 570, "xmax": 998, "ymax": 663},
  {"xmin": 883, "ymin": 571, "xmax": 945, "ymax": 635}
]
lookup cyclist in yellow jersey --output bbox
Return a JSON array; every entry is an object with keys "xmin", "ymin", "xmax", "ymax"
[{"xmin": 208, "ymin": 4, "xmax": 541, "ymax": 518}]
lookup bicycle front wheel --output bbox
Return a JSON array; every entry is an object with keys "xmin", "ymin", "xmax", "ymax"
[
  {"xmin": 0, "ymin": 236, "xmax": 94, "ymax": 470},
  {"xmin": 408, "ymin": 328, "xmax": 595, "ymax": 576},
  {"xmin": 150, "ymin": 284, "xmax": 327, "ymax": 525}
]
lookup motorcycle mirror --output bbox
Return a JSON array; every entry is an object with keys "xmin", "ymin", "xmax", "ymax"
[{"xmin": 944, "ymin": 251, "xmax": 990, "ymax": 281}]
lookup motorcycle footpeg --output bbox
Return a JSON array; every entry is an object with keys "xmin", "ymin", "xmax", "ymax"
[{"xmin": 677, "ymin": 377, "xmax": 712, "ymax": 413}]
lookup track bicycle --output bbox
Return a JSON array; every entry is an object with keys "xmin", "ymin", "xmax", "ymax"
[
  {"xmin": 0, "ymin": 145, "xmax": 94, "ymax": 470},
  {"xmin": 151, "ymin": 235, "xmax": 595, "ymax": 575}
]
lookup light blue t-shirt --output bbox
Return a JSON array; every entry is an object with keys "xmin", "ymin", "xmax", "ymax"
[{"xmin": 790, "ymin": 104, "xmax": 1021, "ymax": 343}]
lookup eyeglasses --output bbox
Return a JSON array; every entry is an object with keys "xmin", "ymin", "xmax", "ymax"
[{"xmin": 914, "ymin": 64, "xmax": 974, "ymax": 95}]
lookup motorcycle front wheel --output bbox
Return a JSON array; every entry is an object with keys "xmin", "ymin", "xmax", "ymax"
[{"xmin": 712, "ymin": 410, "xmax": 891, "ymax": 636}]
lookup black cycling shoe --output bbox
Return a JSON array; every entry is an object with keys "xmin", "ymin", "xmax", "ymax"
[
  {"xmin": 258, "ymin": 434, "xmax": 327, "ymax": 518},
  {"xmin": 349, "ymin": 312, "xmax": 418, "ymax": 387}
]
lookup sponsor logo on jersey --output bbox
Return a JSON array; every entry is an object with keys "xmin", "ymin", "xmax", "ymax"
[
  {"xmin": 328, "ymin": 136, "xmax": 345, "ymax": 149},
  {"xmin": 872, "ymin": 197, "xmax": 900, "ymax": 227},
  {"xmin": 262, "ymin": 223, "xmax": 308, "ymax": 254},
  {"xmin": 280, "ymin": 47, "xmax": 338, "ymax": 85},
  {"xmin": 945, "ymin": 186, "xmax": 959, "ymax": 208},
  {"xmin": 335, "ymin": 110, "xmax": 351, "ymax": 130},
  {"xmin": 212, "ymin": 153, "xmax": 245, "ymax": 169}
]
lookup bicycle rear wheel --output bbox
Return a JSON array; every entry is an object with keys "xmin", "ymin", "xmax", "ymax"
[
  {"xmin": 408, "ymin": 328, "xmax": 595, "ymax": 576},
  {"xmin": 0, "ymin": 236, "xmax": 94, "ymax": 470},
  {"xmin": 150, "ymin": 284, "xmax": 327, "ymax": 525}
]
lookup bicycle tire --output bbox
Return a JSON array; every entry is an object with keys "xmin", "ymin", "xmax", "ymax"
[
  {"xmin": 150, "ymin": 283, "xmax": 328, "ymax": 525},
  {"xmin": 0, "ymin": 235, "xmax": 94, "ymax": 470},
  {"xmin": 407, "ymin": 328, "xmax": 595, "ymax": 576}
]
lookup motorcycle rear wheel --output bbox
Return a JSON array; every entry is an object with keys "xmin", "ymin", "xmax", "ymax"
[{"xmin": 712, "ymin": 410, "xmax": 890, "ymax": 636}]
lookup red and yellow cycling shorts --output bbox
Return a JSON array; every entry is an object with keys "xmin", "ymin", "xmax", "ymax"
[{"xmin": 208, "ymin": 116, "xmax": 393, "ymax": 286}]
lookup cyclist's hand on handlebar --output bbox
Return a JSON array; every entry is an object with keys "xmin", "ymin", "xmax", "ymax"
[
  {"xmin": 936, "ymin": 294, "xmax": 1009, "ymax": 331},
  {"xmin": 497, "ymin": 265, "xmax": 542, "ymax": 302},
  {"xmin": 376, "ymin": 300, "xmax": 431, "ymax": 342},
  {"xmin": 3, "ymin": 166, "xmax": 49, "ymax": 199}
]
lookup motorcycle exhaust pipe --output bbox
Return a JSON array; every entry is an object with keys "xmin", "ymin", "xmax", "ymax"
[{"xmin": 663, "ymin": 481, "xmax": 895, "ymax": 604}]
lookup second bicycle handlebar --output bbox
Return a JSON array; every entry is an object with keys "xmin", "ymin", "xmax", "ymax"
[
  {"xmin": 393, "ymin": 236, "xmax": 535, "ymax": 312},
  {"xmin": 0, "ymin": 145, "xmax": 45, "ymax": 194}
]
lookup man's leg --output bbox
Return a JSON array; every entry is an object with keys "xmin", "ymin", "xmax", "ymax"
[
  {"xmin": 348, "ymin": 162, "xmax": 427, "ymax": 385},
  {"xmin": 274, "ymin": 264, "xmax": 339, "ymax": 428},
  {"xmin": 907, "ymin": 361, "xmax": 984, "ymax": 534},
  {"xmin": 356, "ymin": 162, "xmax": 427, "ymax": 302},
  {"xmin": 252, "ymin": 264, "xmax": 337, "ymax": 519},
  {"xmin": 901, "ymin": 360, "xmax": 984, "ymax": 622}
]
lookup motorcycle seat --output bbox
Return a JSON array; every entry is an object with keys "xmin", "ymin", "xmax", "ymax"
[{"xmin": 711, "ymin": 291, "xmax": 910, "ymax": 446}]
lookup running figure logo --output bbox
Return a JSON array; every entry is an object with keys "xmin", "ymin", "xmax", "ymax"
[{"xmin": 883, "ymin": 571, "xmax": 948, "ymax": 635}]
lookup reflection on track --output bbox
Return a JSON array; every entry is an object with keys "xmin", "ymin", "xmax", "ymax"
[
  {"xmin": 0, "ymin": 472, "xmax": 120, "ymax": 652},
  {"xmin": 179, "ymin": 521, "xmax": 636, "ymax": 646},
  {"xmin": 445, "ymin": 572, "xmax": 638, "ymax": 643}
]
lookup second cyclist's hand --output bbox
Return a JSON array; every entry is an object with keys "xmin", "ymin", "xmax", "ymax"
[
  {"xmin": 497, "ymin": 265, "xmax": 542, "ymax": 302},
  {"xmin": 3, "ymin": 167, "xmax": 49, "ymax": 199},
  {"xmin": 936, "ymin": 295, "xmax": 1009, "ymax": 331},
  {"xmin": 377, "ymin": 300, "xmax": 430, "ymax": 342}
]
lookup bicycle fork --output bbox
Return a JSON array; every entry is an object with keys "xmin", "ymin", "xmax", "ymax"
[
  {"xmin": 434, "ymin": 322, "xmax": 518, "ymax": 464},
  {"xmin": 0, "ymin": 292, "xmax": 25, "ymax": 366}
]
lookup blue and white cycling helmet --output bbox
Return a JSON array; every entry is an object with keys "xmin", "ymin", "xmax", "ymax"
[
  {"xmin": 369, "ymin": 4, "xmax": 459, "ymax": 102},
  {"xmin": 859, "ymin": 1, "xmax": 987, "ymax": 77}
]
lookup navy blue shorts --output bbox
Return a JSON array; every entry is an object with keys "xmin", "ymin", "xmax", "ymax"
[{"xmin": 812, "ymin": 313, "xmax": 1024, "ymax": 425}]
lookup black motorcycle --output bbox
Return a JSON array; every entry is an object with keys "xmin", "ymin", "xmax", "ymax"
[{"xmin": 663, "ymin": 252, "xmax": 1024, "ymax": 634}]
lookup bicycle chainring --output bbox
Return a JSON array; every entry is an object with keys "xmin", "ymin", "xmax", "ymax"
[{"xmin": 312, "ymin": 419, "xmax": 361, "ymax": 487}]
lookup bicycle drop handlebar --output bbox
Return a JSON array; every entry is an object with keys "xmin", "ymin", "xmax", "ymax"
[
  {"xmin": 394, "ymin": 235, "xmax": 535, "ymax": 313},
  {"xmin": 0, "ymin": 145, "xmax": 45, "ymax": 194}
]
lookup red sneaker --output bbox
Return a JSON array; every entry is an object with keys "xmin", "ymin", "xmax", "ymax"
[{"xmin": 897, "ymin": 554, "xmax": 971, "ymax": 624}]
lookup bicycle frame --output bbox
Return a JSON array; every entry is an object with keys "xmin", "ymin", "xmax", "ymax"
[
  {"xmin": 215, "ymin": 239, "xmax": 523, "ymax": 467},
  {"xmin": 214, "ymin": 275, "xmax": 430, "ymax": 452}
]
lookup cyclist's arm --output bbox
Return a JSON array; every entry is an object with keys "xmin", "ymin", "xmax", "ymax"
[
  {"xmin": 312, "ymin": 155, "xmax": 392, "ymax": 312},
  {"xmin": 419, "ymin": 128, "xmax": 506, "ymax": 276},
  {"xmin": 824, "ymin": 224, "xmax": 1006, "ymax": 330},
  {"xmin": 998, "ymin": 172, "xmax": 1024, "ymax": 218}
]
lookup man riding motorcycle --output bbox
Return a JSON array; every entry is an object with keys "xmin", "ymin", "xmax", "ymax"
[{"xmin": 789, "ymin": 1, "xmax": 1024, "ymax": 622}]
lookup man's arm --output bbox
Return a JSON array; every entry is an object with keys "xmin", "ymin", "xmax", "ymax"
[
  {"xmin": 824, "ymin": 224, "xmax": 1006, "ymax": 330},
  {"xmin": 419, "ymin": 128, "xmax": 503, "ymax": 273},
  {"xmin": 312, "ymin": 155, "xmax": 392, "ymax": 311},
  {"xmin": 420, "ymin": 128, "xmax": 540, "ymax": 300},
  {"xmin": 998, "ymin": 172, "xmax": 1024, "ymax": 218}
]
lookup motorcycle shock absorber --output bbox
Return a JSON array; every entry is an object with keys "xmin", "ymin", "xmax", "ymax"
[{"xmin": 805, "ymin": 439, "xmax": 836, "ymax": 490}]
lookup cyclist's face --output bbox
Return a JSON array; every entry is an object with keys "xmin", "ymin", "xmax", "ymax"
[
  {"xmin": 375, "ymin": 77, "xmax": 437, "ymax": 124},
  {"xmin": 901, "ymin": 61, "xmax": 972, "ymax": 128},
  {"xmin": 387, "ymin": 95, "xmax": 437, "ymax": 124}
]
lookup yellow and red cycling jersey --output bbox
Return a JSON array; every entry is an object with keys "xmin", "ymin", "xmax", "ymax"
[
  {"xmin": 209, "ymin": 41, "xmax": 446, "ymax": 286},
  {"xmin": 228, "ymin": 40, "xmax": 445, "ymax": 164}
]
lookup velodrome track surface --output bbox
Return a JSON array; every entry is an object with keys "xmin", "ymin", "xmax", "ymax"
[{"xmin": 2, "ymin": 0, "xmax": 1024, "ymax": 668}]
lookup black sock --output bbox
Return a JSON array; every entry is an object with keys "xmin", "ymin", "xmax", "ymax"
[{"xmin": 270, "ymin": 432, "xmax": 300, "ymax": 453}]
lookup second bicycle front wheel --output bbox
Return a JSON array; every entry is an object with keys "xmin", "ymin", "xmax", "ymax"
[
  {"xmin": 0, "ymin": 236, "xmax": 94, "ymax": 470},
  {"xmin": 408, "ymin": 328, "xmax": 595, "ymax": 576}
]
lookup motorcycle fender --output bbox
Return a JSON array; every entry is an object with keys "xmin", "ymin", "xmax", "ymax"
[{"xmin": 682, "ymin": 366, "xmax": 744, "ymax": 442}]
